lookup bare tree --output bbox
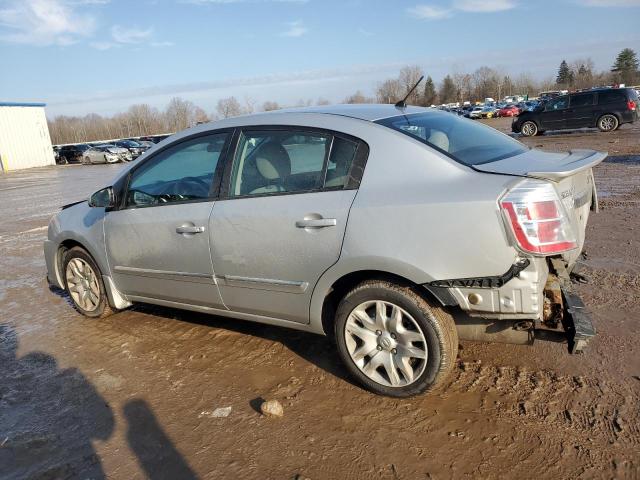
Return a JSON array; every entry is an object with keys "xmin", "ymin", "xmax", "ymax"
[
  {"xmin": 262, "ymin": 101, "xmax": 280, "ymax": 111},
  {"xmin": 376, "ymin": 78, "xmax": 402, "ymax": 104},
  {"xmin": 343, "ymin": 90, "xmax": 372, "ymax": 104},
  {"xmin": 165, "ymin": 97, "xmax": 199, "ymax": 132},
  {"xmin": 216, "ymin": 96, "xmax": 243, "ymax": 119},
  {"xmin": 398, "ymin": 65, "xmax": 425, "ymax": 105},
  {"xmin": 316, "ymin": 97, "xmax": 330, "ymax": 105}
]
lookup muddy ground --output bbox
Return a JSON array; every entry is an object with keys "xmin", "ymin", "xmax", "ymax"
[{"xmin": 1, "ymin": 125, "xmax": 639, "ymax": 479}]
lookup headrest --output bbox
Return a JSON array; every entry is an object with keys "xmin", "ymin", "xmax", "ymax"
[{"xmin": 254, "ymin": 141, "xmax": 291, "ymax": 180}]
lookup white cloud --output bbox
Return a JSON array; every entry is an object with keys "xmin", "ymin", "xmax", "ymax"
[
  {"xmin": 280, "ymin": 20, "xmax": 307, "ymax": 37},
  {"xmin": 111, "ymin": 25, "xmax": 153, "ymax": 44},
  {"xmin": 0, "ymin": 0, "xmax": 96, "ymax": 46},
  {"xmin": 407, "ymin": 4, "xmax": 452, "ymax": 19},
  {"xmin": 90, "ymin": 25, "xmax": 173, "ymax": 49},
  {"xmin": 453, "ymin": 0, "xmax": 516, "ymax": 12},
  {"xmin": 150, "ymin": 40, "xmax": 175, "ymax": 47},
  {"xmin": 578, "ymin": 0, "xmax": 640, "ymax": 5}
]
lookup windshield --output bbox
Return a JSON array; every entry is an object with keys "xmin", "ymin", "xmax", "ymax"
[{"xmin": 376, "ymin": 111, "xmax": 528, "ymax": 166}]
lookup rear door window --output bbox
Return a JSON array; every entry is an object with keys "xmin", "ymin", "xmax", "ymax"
[
  {"xmin": 227, "ymin": 130, "xmax": 365, "ymax": 197},
  {"xmin": 570, "ymin": 93, "xmax": 595, "ymax": 108}
]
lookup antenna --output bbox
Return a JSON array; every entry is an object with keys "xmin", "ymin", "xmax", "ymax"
[{"xmin": 395, "ymin": 75, "xmax": 424, "ymax": 108}]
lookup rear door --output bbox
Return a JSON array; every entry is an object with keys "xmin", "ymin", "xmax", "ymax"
[
  {"xmin": 105, "ymin": 132, "xmax": 231, "ymax": 308},
  {"xmin": 566, "ymin": 92, "xmax": 596, "ymax": 129},
  {"xmin": 539, "ymin": 95, "xmax": 569, "ymax": 130},
  {"xmin": 209, "ymin": 127, "xmax": 368, "ymax": 323}
]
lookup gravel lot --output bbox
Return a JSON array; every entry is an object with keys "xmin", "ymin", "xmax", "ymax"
[{"xmin": 1, "ymin": 125, "xmax": 639, "ymax": 479}]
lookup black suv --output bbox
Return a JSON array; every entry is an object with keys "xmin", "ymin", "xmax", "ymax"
[{"xmin": 513, "ymin": 87, "xmax": 639, "ymax": 136}]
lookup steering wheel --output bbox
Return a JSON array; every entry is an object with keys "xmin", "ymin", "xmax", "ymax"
[{"xmin": 170, "ymin": 176, "xmax": 210, "ymax": 199}]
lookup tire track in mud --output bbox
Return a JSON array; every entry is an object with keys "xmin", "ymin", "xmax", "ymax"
[{"xmin": 443, "ymin": 361, "xmax": 640, "ymax": 467}]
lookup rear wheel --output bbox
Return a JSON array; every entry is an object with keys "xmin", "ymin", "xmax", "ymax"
[
  {"xmin": 83, "ymin": 156, "xmax": 91, "ymax": 165},
  {"xmin": 520, "ymin": 120, "xmax": 538, "ymax": 137},
  {"xmin": 597, "ymin": 114, "xmax": 618, "ymax": 132},
  {"xmin": 335, "ymin": 280, "xmax": 458, "ymax": 397},
  {"xmin": 63, "ymin": 247, "xmax": 114, "ymax": 318}
]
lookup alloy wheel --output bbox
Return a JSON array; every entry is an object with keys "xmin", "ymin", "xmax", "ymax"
[
  {"xmin": 65, "ymin": 258, "xmax": 101, "ymax": 312},
  {"xmin": 599, "ymin": 115, "xmax": 617, "ymax": 131},
  {"xmin": 521, "ymin": 121, "xmax": 537, "ymax": 136},
  {"xmin": 344, "ymin": 300, "xmax": 428, "ymax": 387}
]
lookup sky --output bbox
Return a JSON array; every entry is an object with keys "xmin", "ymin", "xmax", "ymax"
[{"xmin": 0, "ymin": 0, "xmax": 639, "ymax": 117}]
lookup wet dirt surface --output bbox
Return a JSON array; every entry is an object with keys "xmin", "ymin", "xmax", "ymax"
[{"xmin": 1, "ymin": 137, "xmax": 640, "ymax": 479}]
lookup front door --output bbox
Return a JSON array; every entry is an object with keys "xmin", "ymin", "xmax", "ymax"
[
  {"xmin": 105, "ymin": 132, "xmax": 231, "ymax": 308},
  {"xmin": 539, "ymin": 95, "xmax": 569, "ymax": 130},
  {"xmin": 210, "ymin": 128, "xmax": 366, "ymax": 323}
]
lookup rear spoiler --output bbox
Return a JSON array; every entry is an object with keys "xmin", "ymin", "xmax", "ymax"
[{"xmin": 527, "ymin": 150, "xmax": 608, "ymax": 182}]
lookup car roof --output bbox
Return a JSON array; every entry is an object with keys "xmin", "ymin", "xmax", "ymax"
[{"xmin": 274, "ymin": 104, "xmax": 430, "ymax": 121}]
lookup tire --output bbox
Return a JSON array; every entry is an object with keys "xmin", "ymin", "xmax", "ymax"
[
  {"xmin": 58, "ymin": 156, "xmax": 68, "ymax": 165},
  {"xmin": 334, "ymin": 280, "xmax": 458, "ymax": 397},
  {"xmin": 62, "ymin": 247, "xmax": 114, "ymax": 318},
  {"xmin": 597, "ymin": 114, "xmax": 618, "ymax": 132},
  {"xmin": 520, "ymin": 120, "xmax": 538, "ymax": 137}
]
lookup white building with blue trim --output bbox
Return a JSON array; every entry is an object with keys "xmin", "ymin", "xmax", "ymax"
[{"xmin": 0, "ymin": 102, "xmax": 55, "ymax": 172}]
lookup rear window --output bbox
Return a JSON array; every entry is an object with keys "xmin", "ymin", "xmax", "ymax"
[
  {"xmin": 598, "ymin": 90, "xmax": 626, "ymax": 104},
  {"xmin": 375, "ymin": 111, "xmax": 528, "ymax": 166}
]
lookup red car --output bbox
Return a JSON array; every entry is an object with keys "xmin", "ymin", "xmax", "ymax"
[{"xmin": 498, "ymin": 105, "xmax": 520, "ymax": 117}]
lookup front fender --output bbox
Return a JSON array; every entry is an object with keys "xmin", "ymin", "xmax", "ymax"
[{"xmin": 45, "ymin": 202, "xmax": 109, "ymax": 286}]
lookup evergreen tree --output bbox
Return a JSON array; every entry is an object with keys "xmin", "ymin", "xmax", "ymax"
[
  {"xmin": 556, "ymin": 60, "xmax": 572, "ymax": 86},
  {"xmin": 423, "ymin": 76, "xmax": 437, "ymax": 106},
  {"xmin": 611, "ymin": 48, "xmax": 639, "ymax": 85},
  {"xmin": 439, "ymin": 75, "xmax": 457, "ymax": 104}
]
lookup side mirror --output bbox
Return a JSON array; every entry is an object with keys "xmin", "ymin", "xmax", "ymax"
[{"xmin": 88, "ymin": 187, "xmax": 115, "ymax": 208}]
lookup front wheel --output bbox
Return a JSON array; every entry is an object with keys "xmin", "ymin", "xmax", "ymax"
[
  {"xmin": 63, "ymin": 247, "xmax": 114, "ymax": 318},
  {"xmin": 597, "ymin": 114, "xmax": 619, "ymax": 132},
  {"xmin": 520, "ymin": 120, "xmax": 538, "ymax": 137},
  {"xmin": 335, "ymin": 280, "xmax": 458, "ymax": 397}
]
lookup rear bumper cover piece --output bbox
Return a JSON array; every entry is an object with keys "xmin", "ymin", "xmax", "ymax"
[{"xmin": 562, "ymin": 289, "xmax": 596, "ymax": 353}]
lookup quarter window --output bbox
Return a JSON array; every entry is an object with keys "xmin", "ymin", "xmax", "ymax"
[
  {"xmin": 126, "ymin": 133, "xmax": 228, "ymax": 207},
  {"xmin": 598, "ymin": 90, "xmax": 625, "ymax": 104},
  {"xmin": 229, "ymin": 130, "xmax": 332, "ymax": 197}
]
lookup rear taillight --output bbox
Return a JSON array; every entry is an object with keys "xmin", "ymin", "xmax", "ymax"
[
  {"xmin": 500, "ymin": 179, "xmax": 577, "ymax": 255},
  {"xmin": 628, "ymin": 100, "xmax": 637, "ymax": 111}
]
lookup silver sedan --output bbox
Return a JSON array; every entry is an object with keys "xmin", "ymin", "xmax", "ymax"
[{"xmin": 44, "ymin": 105, "xmax": 604, "ymax": 396}]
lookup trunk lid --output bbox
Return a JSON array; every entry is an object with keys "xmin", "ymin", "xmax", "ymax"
[{"xmin": 476, "ymin": 149, "xmax": 607, "ymax": 266}]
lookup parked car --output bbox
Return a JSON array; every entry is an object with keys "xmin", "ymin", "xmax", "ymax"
[
  {"xmin": 100, "ymin": 144, "xmax": 133, "ymax": 162},
  {"xmin": 114, "ymin": 140, "xmax": 149, "ymax": 159},
  {"xmin": 57, "ymin": 144, "xmax": 91, "ymax": 164},
  {"xmin": 80, "ymin": 145, "xmax": 132, "ymax": 164},
  {"xmin": 514, "ymin": 88, "xmax": 638, "ymax": 136},
  {"xmin": 480, "ymin": 106, "xmax": 497, "ymax": 118},
  {"xmin": 498, "ymin": 104, "xmax": 520, "ymax": 117},
  {"xmin": 45, "ymin": 105, "xmax": 603, "ymax": 397},
  {"xmin": 468, "ymin": 106, "xmax": 484, "ymax": 118},
  {"xmin": 53, "ymin": 146, "xmax": 62, "ymax": 164}
]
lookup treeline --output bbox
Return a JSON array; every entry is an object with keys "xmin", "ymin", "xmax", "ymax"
[{"xmin": 48, "ymin": 48, "xmax": 639, "ymax": 145}]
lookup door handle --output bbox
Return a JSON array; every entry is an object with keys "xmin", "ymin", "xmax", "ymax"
[
  {"xmin": 295, "ymin": 218, "xmax": 337, "ymax": 228},
  {"xmin": 176, "ymin": 225, "xmax": 205, "ymax": 234}
]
